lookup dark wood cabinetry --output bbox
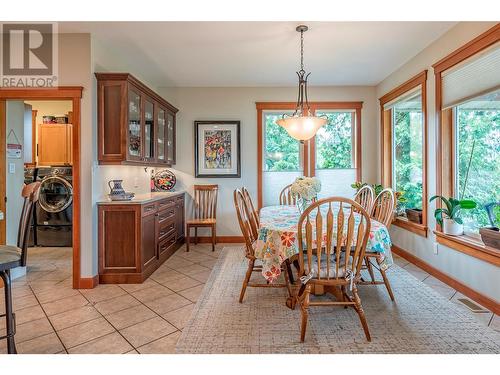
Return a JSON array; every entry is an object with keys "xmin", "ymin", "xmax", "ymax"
[
  {"xmin": 98, "ymin": 193, "xmax": 185, "ymax": 284},
  {"xmin": 96, "ymin": 73, "xmax": 178, "ymax": 166}
]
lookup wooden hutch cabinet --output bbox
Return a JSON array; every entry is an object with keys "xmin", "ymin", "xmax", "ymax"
[
  {"xmin": 98, "ymin": 193, "xmax": 185, "ymax": 284},
  {"xmin": 95, "ymin": 73, "xmax": 178, "ymax": 166}
]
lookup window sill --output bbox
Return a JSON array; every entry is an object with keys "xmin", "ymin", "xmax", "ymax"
[
  {"xmin": 393, "ymin": 217, "xmax": 428, "ymax": 237},
  {"xmin": 434, "ymin": 230, "xmax": 500, "ymax": 267}
]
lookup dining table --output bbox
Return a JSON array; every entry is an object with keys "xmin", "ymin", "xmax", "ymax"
[{"xmin": 253, "ymin": 205, "xmax": 394, "ymax": 283}]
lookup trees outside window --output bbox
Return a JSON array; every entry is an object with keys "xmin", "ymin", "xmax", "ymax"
[{"xmin": 315, "ymin": 111, "xmax": 353, "ymax": 170}]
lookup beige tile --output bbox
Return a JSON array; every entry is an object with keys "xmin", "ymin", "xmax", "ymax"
[
  {"xmin": 94, "ymin": 294, "xmax": 141, "ymax": 316},
  {"xmin": 450, "ymin": 292, "xmax": 493, "ymax": 326},
  {"xmin": 80, "ymin": 284, "xmax": 127, "ymax": 303},
  {"xmin": 12, "ymin": 285, "xmax": 34, "ymax": 298},
  {"xmin": 58, "ymin": 317, "xmax": 116, "ymax": 349},
  {"xmin": 426, "ymin": 284, "xmax": 456, "ymax": 300},
  {"xmin": 13, "ymin": 293, "xmax": 39, "ymax": 311},
  {"xmin": 136, "ymin": 331, "xmax": 181, "ymax": 354},
  {"xmin": 125, "ymin": 349, "xmax": 139, "ymax": 354},
  {"xmin": 177, "ymin": 251, "xmax": 215, "ymax": 263},
  {"xmin": 143, "ymin": 293, "xmax": 193, "ymax": 315},
  {"xmin": 17, "ymin": 332, "xmax": 64, "ymax": 354},
  {"xmin": 403, "ymin": 263, "xmax": 429, "ymax": 281},
  {"xmin": 131, "ymin": 284, "xmax": 174, "ymax": 303},
  {"xmin": 35, "ymin": 285, "xmax": 80, "ymax": 304},
  {"xmin": 489, "ymin": 314, "xmax": 500, "ymax": 332},
  {"xmin": 178, "ymin": 284, "xmax": 205, "ymax": 302},
  {"xmin": 120, "ymin": 316, "xmax": 177, "ymax": 348},
  {"xmin": 68, "ymin": 332, "xmax": 133, "ymax": 354},
  {"xmin": 176, "ymin": 263, "xmax": 211, "ymax": 276},
  {"xmin": 159, "ymin": 276, "xmax": 201, "ymax": 292},
  {"xmin": 14, "ymin": 317, "xmax": 54, "ymax": 343},
  {"xmin": 49, "ymin": 305, "xmax": 101, "ymax": 331},
  {"xmin": 150, "ymin": 268, "xmax": 185, "ymax": 284},
  {"xmin": 29, "ymin": 280, "xmax": 62, "ymax": 293},
  {"xmin": 14, "ymin": 304, "xmax": 46, "ymax": 325},
  {"xmin": 200, "ymin": 258, "xmax": 218, "ymax": 269},
  {"xmin": 161, "ymin": 304, "xmax": 194, "ymax": 330},
  {"xmin": 42, "ymin": 294, "xmax": 89, "ymax": 316},
  {"xmin": 164, "ymin": 257, "xmax": 195, "ymax": 270},
  {"xmin": 118, "ymin": 278, "xmax": 158, "ymax": 293},
  {"xmin": 190, "ymin": 269, "xmax": 212, "ymax": 283},
  {"xmin": 423, "ymin": 275, "xmax": 452, "ymax": 289},
  {"xmin": 106, "ymin": 304, "xmax": 157, "ymax": 330}
]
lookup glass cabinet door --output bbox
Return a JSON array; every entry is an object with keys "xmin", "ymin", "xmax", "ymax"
[
  {"xmin": 166, "ymin": 111, "xmax": 175, "ymax": 164},
  {"xmin": 127, "ymin": 89, "xmax": 142, "ymax": 160},
  {"xmin": 157, "ymin": 108, "xmax": 166, "ymax": 163},
  {"xmin": 144, "ymin": 99, "xmax": 155, "ymax": 161}
]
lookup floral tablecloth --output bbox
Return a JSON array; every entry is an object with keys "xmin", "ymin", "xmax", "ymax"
[{"xmin": 254, "ymin": 205, "xmax": 393, "ymax": 282}]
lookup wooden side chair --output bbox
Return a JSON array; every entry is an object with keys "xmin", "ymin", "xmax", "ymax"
[
  {"xmin": 0, "ymin": 182, "xmax": 41, "ymax": 354},
  {"xmin": 233, "ymin": 189, "xmax": 293, "ymax": 303},
  {"xmin": 354, "ymin": 185, "xmax": 375, "ymax": 213},
  {"xmin": 279, "ymin": 184, "xmax": 297, "ymax": 205},
  {"xmin": 293, "ymin": 197, "xmax": 372, "ymax": 342},
  {"xmin": 186, "ymin": 184, "xmax": 218, "ymax": 252},
  {"xmin": 360, "ymin": 188, "xmax": 396, "ymax": 301},
  {"xmin": 241, "ymin": 186, "xmax": 259, "ymax": 240}
]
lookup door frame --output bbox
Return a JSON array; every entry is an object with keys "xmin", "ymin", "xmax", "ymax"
[{"xmin": 0, "ymin": 86, "xmax": 87, "ymax": 289}]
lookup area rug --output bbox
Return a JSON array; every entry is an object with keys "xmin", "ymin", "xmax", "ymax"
[{"xmin": 176, "ymin": 247, "xmax": 500, "ymax": 353}]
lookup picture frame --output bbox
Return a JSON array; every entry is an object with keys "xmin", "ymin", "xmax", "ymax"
[{"xmin": 194, "ymin": 121, "xmax": 241, "ymax": 178}]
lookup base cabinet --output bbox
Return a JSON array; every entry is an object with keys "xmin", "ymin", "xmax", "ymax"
[{"xmin": 98, "ymin": 193, "xmax": 185, "ymax": 284}]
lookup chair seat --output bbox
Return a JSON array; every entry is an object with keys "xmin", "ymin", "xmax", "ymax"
[
  {"xmin": 186, "ymin": 218, "xmax": 216, "ymax": 225},
  {"xmin": 304, "ymin": 253, "xmax": 348, "ymax": 279},
  {"xmin": 0, "ymin": 245, "xmax": 22, "ymax": 267}
]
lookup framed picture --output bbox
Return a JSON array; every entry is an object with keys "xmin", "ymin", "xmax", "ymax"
[{"xmin": 195, "ymin": 121, "xmax": 241, "ymax": 178}]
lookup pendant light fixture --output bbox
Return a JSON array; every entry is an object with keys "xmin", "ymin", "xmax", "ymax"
[{"xmin": 276, "ymin": 25, "xmax": 327, "ymax": 141}]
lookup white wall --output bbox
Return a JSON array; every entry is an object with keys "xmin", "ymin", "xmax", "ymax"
[
  {"xmin": 376, "ymin": 22, "xmax": 499, "ymax": 302},
  {"xmin": 152, "ymin": 86, "xmax": 377, "ymax": 236}
]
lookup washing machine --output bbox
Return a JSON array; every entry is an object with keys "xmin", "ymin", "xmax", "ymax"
[
  {"xmin": 35, "ymin": 167, "xmax": 73, "ymax": 247},
  {"xmin": 24, "ymin": 167, "xmax": 37, "ymax": 246}
]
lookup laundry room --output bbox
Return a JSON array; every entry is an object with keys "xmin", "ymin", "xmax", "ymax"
[{"xmin": 3, "ymin": 99, "xmax": 73, "ymax": 280}]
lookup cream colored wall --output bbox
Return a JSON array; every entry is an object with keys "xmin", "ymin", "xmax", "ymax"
[{"xmin": 376, "ymin": 22, "xmax": 499, "ymax": 302}]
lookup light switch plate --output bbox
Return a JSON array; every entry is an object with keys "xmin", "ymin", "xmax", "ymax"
[
  {"xmin": 9, "ymin": 163, "xmax": 15, "ymax": 174},
  {"xmin": 433, "ymin": 242, "xmax": 439, "ymax": 255}
]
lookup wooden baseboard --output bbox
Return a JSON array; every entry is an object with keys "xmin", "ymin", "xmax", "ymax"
[
  {"xmin": 190, "ymin": 236, "xmax": 244, "ymax": 244},
  {"xmin": 76, "ymin": 275, "xmax": 99, "ymax": 289},
  {"xmin": 392, "ymin": 245, "xmax": 500, "ymax": 315}
]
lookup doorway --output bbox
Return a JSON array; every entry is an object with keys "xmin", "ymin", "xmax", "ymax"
[{"xmin": 0, "ymin": 87, "xmax": 85, "ymax": 289}]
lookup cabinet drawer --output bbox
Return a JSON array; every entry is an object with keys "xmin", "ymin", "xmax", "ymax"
[
  {"xmin": 158, "ymin": 232, "xmax": 177, "ymax": 258},
  {"xmin": 158, "ymin": 198, "xmax": 175, "ymax": 211},
  {"xmin": 157, "ymin": 206, "xmax": 175, "ymax": 224},
  {"xmin": 158, "ymin": 220, "xmax": 176, "ymax": 242},
  {"xmin": 142, "ymin": 203, "xmax": 157, "ymax": 217}
]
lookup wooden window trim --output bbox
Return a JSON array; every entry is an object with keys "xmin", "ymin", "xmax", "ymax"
[
  {"xmin": 433, "ymin": 24, "xmax": 500, "ymax": 263},
  {"xmin": 379, "ymin": 70, "xmax": 429, "ymax": 237},
  {"xmin": 256, "ymin": 101, "xmax": 362, "ymax": 209}
]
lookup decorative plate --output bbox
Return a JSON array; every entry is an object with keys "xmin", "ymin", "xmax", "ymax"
[{"xmin": 153, "ymin": 169, "xmax": 176, "ymax": 191}]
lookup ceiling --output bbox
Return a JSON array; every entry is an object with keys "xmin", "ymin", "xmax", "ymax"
[{"xmin": 60, "ymin": 22, "xmax": 457, "ymax": 87}]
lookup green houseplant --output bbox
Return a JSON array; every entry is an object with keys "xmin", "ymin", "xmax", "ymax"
[
  {"xmin": 351, "ymin": 182, "xmax": 406, "ymax": 214},
  {"xmin": 429, "ymin": 195, "xmax": 477, "ymax": 236}
]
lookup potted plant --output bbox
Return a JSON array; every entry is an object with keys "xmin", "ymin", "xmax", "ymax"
[
  {"xmin": 479, "ymin": 203, "xmax": 500, "ymax": 250},
  {"xmin": 430, "ymin": 195, "xmax": 477, "ymax": 236}
]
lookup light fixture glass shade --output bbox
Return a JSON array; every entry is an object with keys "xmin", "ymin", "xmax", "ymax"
[{"xmin": 276, "ymin": 116, "xmax": 327, "ymax": 141}]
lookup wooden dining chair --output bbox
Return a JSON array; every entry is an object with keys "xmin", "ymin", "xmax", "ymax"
[
  {"xmin": 279, "ymin": 184, "xmax": 297, "ymax": 205},
  {"xmin": 360, "ymin": 188, "xmax": 396, "ymax": 301},
  {"xmin": 233, "ymin": 189, "xmax": 293, "ymax": 303},
  {"xmin": 354, "ymin": 184, "xmax": 375, "ymax": 214},
  {"xmin": 292, "ymin": 197, "xmax": 372, "ymax": 342},
  {"xmin": 186, "ymin": 184, "xmax": 218, "ymax": 252},
  {"xmin": 0, "ymin": 182, "xmax": 41, "ymax": 354},
  {"xmin": 241, "ymin": 186, "xmax": 259, "ymax": 240}
]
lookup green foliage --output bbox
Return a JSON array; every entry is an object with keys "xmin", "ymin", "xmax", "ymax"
[
  {"xmin": 429, "ymin": 195, "xmax": 477, "ymax": 225},
  {"xmin": 494, "ymin": 206, "xmax": 500, "ymax": 227},
  {"xmin": 315, "ymin": 112, "xmax": 353, "ymax": 169},
  {"xmin": 393, "ymin": 110, "xmax": 423, "ymax": 210},
  {"xmin": 456, "ymin": 108, "xmax": 500, "ymax": 231},
  {"xmin": 264, "ymin": 114, "xmax": 300, "ymax": 171},
  {"xmin": 351, "ymin": 182, "xmax": 406, "ymax": 204}
]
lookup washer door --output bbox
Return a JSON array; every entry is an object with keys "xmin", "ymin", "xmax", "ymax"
[{"xmin": 39, "ymin": 176, "xmax": 73, "ymax": 213}]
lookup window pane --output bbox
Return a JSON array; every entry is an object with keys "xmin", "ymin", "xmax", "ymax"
[
  {"xmin": 315, "ymin": 111, "xmax": 354, "ymax": 169},
  {"xmin": 456, "ymin": 91, "xmax": 500, "ymax": 234},
  {"xmin": 393, "ymin": 94, "xmax": 423, "ymax": 215},
  {"xmin": 263, "ymin": 112, "xmax": 303, "ymax": 206}
]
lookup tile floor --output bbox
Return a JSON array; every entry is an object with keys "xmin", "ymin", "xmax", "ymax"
[{"xmin": 0, "ymin": 245, "xmax": 498, "ymax": 354}]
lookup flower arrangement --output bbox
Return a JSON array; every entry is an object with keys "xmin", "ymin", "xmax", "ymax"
[{"xmin": 291, "ymin": 177, "xmax": 321, "ymax": 212}]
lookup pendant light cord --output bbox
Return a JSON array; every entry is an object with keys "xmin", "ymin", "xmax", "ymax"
[{"xmin": 300, "ymin": 29, "xmax": 304, "ymax": 72}]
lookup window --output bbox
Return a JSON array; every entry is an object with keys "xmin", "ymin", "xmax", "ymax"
[
  {"xmin": 455, "ymin": 90, "xmax": 500, "ymax": 235},
  {"xmin": 256, "ymin": 102, "xmax": 362, "ymax": 208},
  {"xmin": 379, "ymin": 71, "xmax": 428, "ymax": 237},
  {"xmin": 433, "ymin": 24, "xmax": 500, "ymax": 265}
]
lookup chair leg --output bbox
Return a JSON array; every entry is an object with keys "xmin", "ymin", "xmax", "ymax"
[
  {"xmin": 239, "ymin": 259, "xmax": 254, "ymax": 303},
  {"xmin": 379, "ymin": 267, "xmax": 395, "ymax": 301},
  {"xmin": 352, "ymin": 285, "xmax": 371, "ymax": 342},
  {"xmin": 365, "ymin": 257, "xmax": 376, "ymax": 282},
  {"xmin": 282, "ymin": 261, "xmax": 293, "ymax": 297},
  {"xmin": 211, "ymin": 225, "xmax": 216, "ymax": 252},
  {"xmin": 299, "ymin": 285, "xmax": 311, "ymax": 342},
  {"xmin": 1, "ymin": 270, "xmax": 17, "ymax": 354},
  {"xmin": 186, "ymin": 225, "xmax": 190, "ymax": 252},
  {"xmin": 285, "ymin": 259, "xmax": 295, "ymax": 284}
]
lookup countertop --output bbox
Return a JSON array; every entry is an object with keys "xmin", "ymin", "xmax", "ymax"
[{"xmin": 97, "ymin": 190, "xmax": 185, "ymax": 205}]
